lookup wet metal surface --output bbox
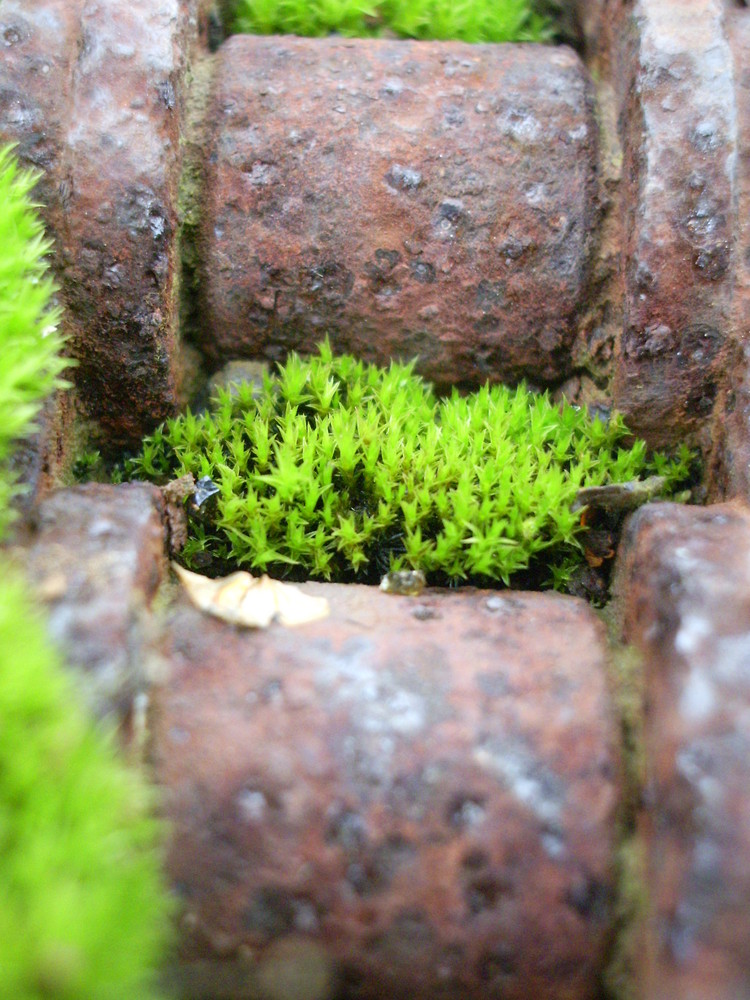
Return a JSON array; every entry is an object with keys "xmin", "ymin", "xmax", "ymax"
[{"xmin": 58, "ymin": 0, "xmax": 193, "ymax": 449}]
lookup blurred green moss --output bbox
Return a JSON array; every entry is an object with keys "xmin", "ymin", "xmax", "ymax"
[
  {"xmin": 0, "ymin": 575, "xmax": 173, "ymax": 1000},
  {"xmin": 0, "ymin": 146, "xmax": 70, "ymax": 534},
  {"xmin": 229, "ymin": 0, "xmax": 553, "ymax": 42}
]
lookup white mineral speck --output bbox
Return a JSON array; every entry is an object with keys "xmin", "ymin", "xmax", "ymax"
[
  {"xmin": 524, "ymin": 183, "xmax": 547, "ymax": 207},
  {"xmin": 679, "ymin": 665, "xmax": 716, "ymax": 722},
  {"xmin": 674, "ymin": 615, "xmax": 711, "ymax": 656},
  {"xmin": 237, "ymin": 789, "xmax": 267, "ymax": 823}
]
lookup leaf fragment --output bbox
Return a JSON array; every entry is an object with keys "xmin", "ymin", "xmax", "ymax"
[{"xmin": 173, "ymin": 563, "xmax": 329, "ymax": 627}]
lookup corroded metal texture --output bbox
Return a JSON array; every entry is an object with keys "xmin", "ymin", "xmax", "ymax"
[
  {"xmin": 199, "ymin": 36, "xmax": 597, "ymax": 388},
  {"xmin": 18, "ymin": 483, "xmax": 167, "ymax": 729},
  {"xmin": 152, "ymin": 585, "xmax": 620, "ymax": 1000},
  {"xmin": 0, "ymin": 1, "xmax": 210, "ymax": 452},
  {"xmin": 8, "ymin": 390, "xmax": 78, "ymax": 525},
  {"xmin": 0, "ymin": 1, "xmax": 92, "ymax": 497},
  {"xmin": 59, "ymin": 0, "xmax": 196, "ymax": 450},
  {"xmin": 614, "ymin": 500, "xmax": 750, "ymax": 1000},
  {"xmin": 582, "ymin": 0, "xmax": 737, "ymax": 448},
  {"xmin": 709, "ymin": 10, "xmax": 750, "ymax": 499},
  {"xmin": 0, "ymin": 1, "xmax": 82, "ymax": 228}
]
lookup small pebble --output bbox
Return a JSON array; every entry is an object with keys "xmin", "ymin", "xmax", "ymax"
[{"xmin": 380, "ymin": 570, "xmax": 426, "ymax": 596}]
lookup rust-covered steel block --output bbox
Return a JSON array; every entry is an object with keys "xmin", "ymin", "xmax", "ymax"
[
  {"xmin": 614, "ymin": 500, "xmax": 750, "ymax": 1000},
  {"xmin": 0, "ymin": 1, "xmax": 211, "ymax": 451},
  {"xmin": 711, "ymin": 10, "xmax": 750, "ymax": 499},
  {"xmin": 58, "ymin": 0, "xmax": 192, "ymax": 449},
  {"xmin": 152, "ymin": 585, "xmax": 620, "ymax": 1000},
  {"xmin": 0, "ymin": 1, "xmax": 81, "ymax": 227},
  {"xmin": 575, "ymin": 0, "xmax": 741, "ymax": 453},
  {"xmin": 613, "ymin": 0, "xmax": 735, "ymax": 447},
  {"xmin": 19, "ymin": 482, "xmax": 167, "ymax": 728},
  {"xmin": 198, "ymin": 36, "xmax": 597, "ymax": 389}
]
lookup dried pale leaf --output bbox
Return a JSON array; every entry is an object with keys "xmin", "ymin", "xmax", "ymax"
[
  {"xmin": 173, "ymin": 564, "xmax": 329, "ymax": 628},
  {"xmin": 572, "ymin": 475, "xmax": 667, "ymax": 513}
]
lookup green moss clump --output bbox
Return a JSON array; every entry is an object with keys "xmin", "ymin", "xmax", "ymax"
[
  {"xmin": 229, "ymin": 0, "xmax": 552, "ymax": 43},
  {"xmin": 128, "ymin": 342, "xmax": 693, "ymax": 587},
  {"xmin": 0, "ymin": 146, "xmax": 70, "ymax": 533},
  {"xmin": 0, "ymin": 575, "xmax": 172, "ymax": 1000}
]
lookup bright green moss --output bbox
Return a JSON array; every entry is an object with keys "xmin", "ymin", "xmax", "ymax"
[
  {"xmin": 0, "ymin": 145, "xmax": 69, "ymax": 533},
  {"xmin": 128, "ymin": 341, "xmax": 694, "ymax": 588},
  {"xmin": 229, "ymin": 0, "xmax": 552, "ymax": 43},
  {"xmin": 0, "ymin": 575, "xmax": 172, "ymax": 1000}
]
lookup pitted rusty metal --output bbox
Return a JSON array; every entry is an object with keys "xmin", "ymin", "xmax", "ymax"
[
  {"xmin": 613, "ymin": 500, "xmax": 750, "ymax": 1000},
  {"xmin": 152, "ymin": 585, "xmax": 620, "ymax": 1000},
  {"xmin": 0, "ymin": 1, "xmax": 213, "ymax": 452},
  {"xmin": 198, "ymin": 36, "xmax": 598, "ymax": 389},
  {"xmin": 58, "ymin": 0, "xmax": 203, "ymax": 451},
  {"xmin": 19, "ymin": 483, "xmax": 167, "ymax": 729},
  {"xmin": 710, "ymin": 10, "xmax": 750, "ymax": 499},
  {"xmin": 0, "ymin": 1, "xmax": 82, "ymax": 227},
  {"xmin": 575, "ymin": 0, "xmax": 739, "ymax": 451},
  {"xmin": 613, "ymin": 0, "xmax": 735, "ymax": 447}
]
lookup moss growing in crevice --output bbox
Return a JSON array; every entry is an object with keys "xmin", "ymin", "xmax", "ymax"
[
  {"xmin": 226, "ymin": 0, "xmax": 553, "ymax": 42},
  {"xmin": 531, "ymin": 0, "xmax": 581, "ymax": 45},
  {"xmin": 598, "ymin": 632, "xmax": 649, "ymax": 1000},
  {"xmin": 175, "ymin": 54, "xmax": 217, "ymax": 397},
  {"xmin": 604, "ymin": 833, "xmax": 648, "ymax": 1000},
  {"xmin": 607, "ymin": 644, "xmax": 646, "ymax": 813},
  {"xmin": 126, "ymin": 341, "xmax": 694, "ymax": 589}
]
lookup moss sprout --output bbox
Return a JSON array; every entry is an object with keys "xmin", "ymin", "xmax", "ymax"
[
  {"xmin": 128, "ymin": 341, "xmax": 694, "ymax": 589},
  {"xmin": 229, "ymin": 0, "xmax": 552, "ymax": 43}
]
